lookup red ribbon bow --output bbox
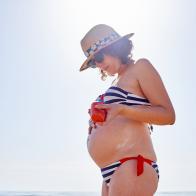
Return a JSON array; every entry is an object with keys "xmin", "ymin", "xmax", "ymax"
[{"xmin": 119, "ymin": 154, "xmax": 153, "ymax": 176}]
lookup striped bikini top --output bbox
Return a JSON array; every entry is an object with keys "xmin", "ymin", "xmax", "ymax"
[
  {"xmin": 96, "ymin": 85, "xmax": 153, "ymax": 132},
  {"xmin": 104, "ymin": 85, "xmax": 150, "ymax": 106}
]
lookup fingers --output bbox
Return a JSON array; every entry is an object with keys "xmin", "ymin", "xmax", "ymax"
[
  {"xmin": 88, "ymin": 119, "xmax": 93, "ymax": 126},
  {"xmin": 96, "ymin": 122, "xmax": 104, "ymax": 126},
  {"xmin": 94, "ymin": 104, "xmax": 109, "ymax": 110},
  {"xmin": 88, "ymin": 126, "xmax": 92, "ymax": 134},
  {"xmin": 93, "ymin": 123, "xmax": 97, "ymax": 128},
  {"xmin": 88, "ymin": 119, "xmax": 97, "ymax": 135}
]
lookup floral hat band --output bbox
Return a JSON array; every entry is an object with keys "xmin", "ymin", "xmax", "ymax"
[{"xmin": 84, "ymin": 32, "xmax": 120, "ymax": 57}]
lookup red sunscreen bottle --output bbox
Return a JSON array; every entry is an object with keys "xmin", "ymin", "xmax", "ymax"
[{"xmin": 89, "ymin": 95, "xmax": 107, "ymax": 122}]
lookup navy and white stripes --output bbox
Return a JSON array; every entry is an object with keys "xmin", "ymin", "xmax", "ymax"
[
  {"xmin": 151, "ymin": 162, "xmax": 160, "ymax": 179},
  {"xmin": 101, "ymin": 161, "xmax": 121, "ymax": 185},
  {"xmin": 104, "ymin": 86, "xmax": 151, "ymax": 106}
]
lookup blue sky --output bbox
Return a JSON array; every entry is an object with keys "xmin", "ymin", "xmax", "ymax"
[{"xmin": 0, "ymin": 0, "xmax": 196, "ymax": 192}]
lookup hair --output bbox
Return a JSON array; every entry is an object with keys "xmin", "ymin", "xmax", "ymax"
[{"xmin": 98, "ymin": 37, "xmax": 134, "ymax": 81}]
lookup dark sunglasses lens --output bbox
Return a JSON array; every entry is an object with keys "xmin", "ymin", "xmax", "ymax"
[{"xmin": 94, "ymin": 52, "xmax": 104, "ymax": 63}]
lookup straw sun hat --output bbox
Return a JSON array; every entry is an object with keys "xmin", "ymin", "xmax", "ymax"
[{"xmin": 79, "ymin": 24, "xmax": 134, "ymax": 71}]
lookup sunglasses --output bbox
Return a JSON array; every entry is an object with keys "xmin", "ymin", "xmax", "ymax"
[{"xmin": 88, "ymin": 51, "xmax": 105, "ymax": 68}]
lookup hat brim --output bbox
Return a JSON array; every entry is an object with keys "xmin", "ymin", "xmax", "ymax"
[{"xmin": 79, "ymin": 33, "xmax": 134, "ymax": 72}]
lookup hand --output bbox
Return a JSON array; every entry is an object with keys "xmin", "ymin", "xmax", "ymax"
[
  {"xmin": 95, "ymin": 103, "xmax": 123, "ymax": 124},
  {"xmin": 88, "ymin": 119, "xmax": 97, "ymax": 134}
]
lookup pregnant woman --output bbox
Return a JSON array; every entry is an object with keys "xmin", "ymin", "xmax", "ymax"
[{"xmin": 79, "ymin": 24, "xmax": 175, "ymax": 196}]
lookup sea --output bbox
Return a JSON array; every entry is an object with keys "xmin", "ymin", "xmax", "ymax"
[{"xmin": 0, "ymin": 191, "xmax": 196, "ymax": 196}]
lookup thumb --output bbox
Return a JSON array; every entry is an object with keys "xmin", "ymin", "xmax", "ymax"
[{"xmin": 95, "ymin": 104, "xmax": 110, "ymax": 109}]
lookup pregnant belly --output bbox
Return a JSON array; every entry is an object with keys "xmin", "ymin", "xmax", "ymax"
[{"xmin": 87, "ymin": 116, "xmax": 150, "ymax": 167}]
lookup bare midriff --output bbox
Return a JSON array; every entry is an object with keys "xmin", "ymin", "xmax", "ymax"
[{"xmin": 87, "ymin": 115, "xmax": 157, "ymax": 168}]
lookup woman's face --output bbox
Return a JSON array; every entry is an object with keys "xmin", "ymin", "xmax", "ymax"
[{"xmin": 95, "ymin": 54, "xmax": 122, "ymax": 75}]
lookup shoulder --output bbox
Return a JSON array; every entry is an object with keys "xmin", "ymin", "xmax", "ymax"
[
  {"xmin": 134, "ymin": 58, "xmax": 155, "ymax": 71},
  {"xmin": 130, "ymin": 58, "xmax": 160, "ymax": 79}
]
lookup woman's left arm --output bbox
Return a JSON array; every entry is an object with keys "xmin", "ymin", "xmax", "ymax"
[
  {"xmin": 95, "ymin": 59, "xmax": 176, "ymax": 125},
  {"xmin": 120, "ymin": 58, "xmax": 176, "ymax": 125}
]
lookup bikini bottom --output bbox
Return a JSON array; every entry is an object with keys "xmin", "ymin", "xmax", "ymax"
[{"xmin": 100, "ymin": 154, "xmax": 159, "ymax": 187}]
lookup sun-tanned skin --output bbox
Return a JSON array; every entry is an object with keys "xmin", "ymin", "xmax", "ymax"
[{"xmin": 87, "ymin": 56, "xmax": 175, "ymax": 196}]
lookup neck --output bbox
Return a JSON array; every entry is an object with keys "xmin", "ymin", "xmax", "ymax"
[{"xmin": 117, "ymin": 63, "xmax": 129, "ymax": 77}]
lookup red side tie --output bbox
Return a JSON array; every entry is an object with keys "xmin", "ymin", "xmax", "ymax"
[{"xmin": 119, "ymin": 154, "xmax": 153, "ymax": 176}]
